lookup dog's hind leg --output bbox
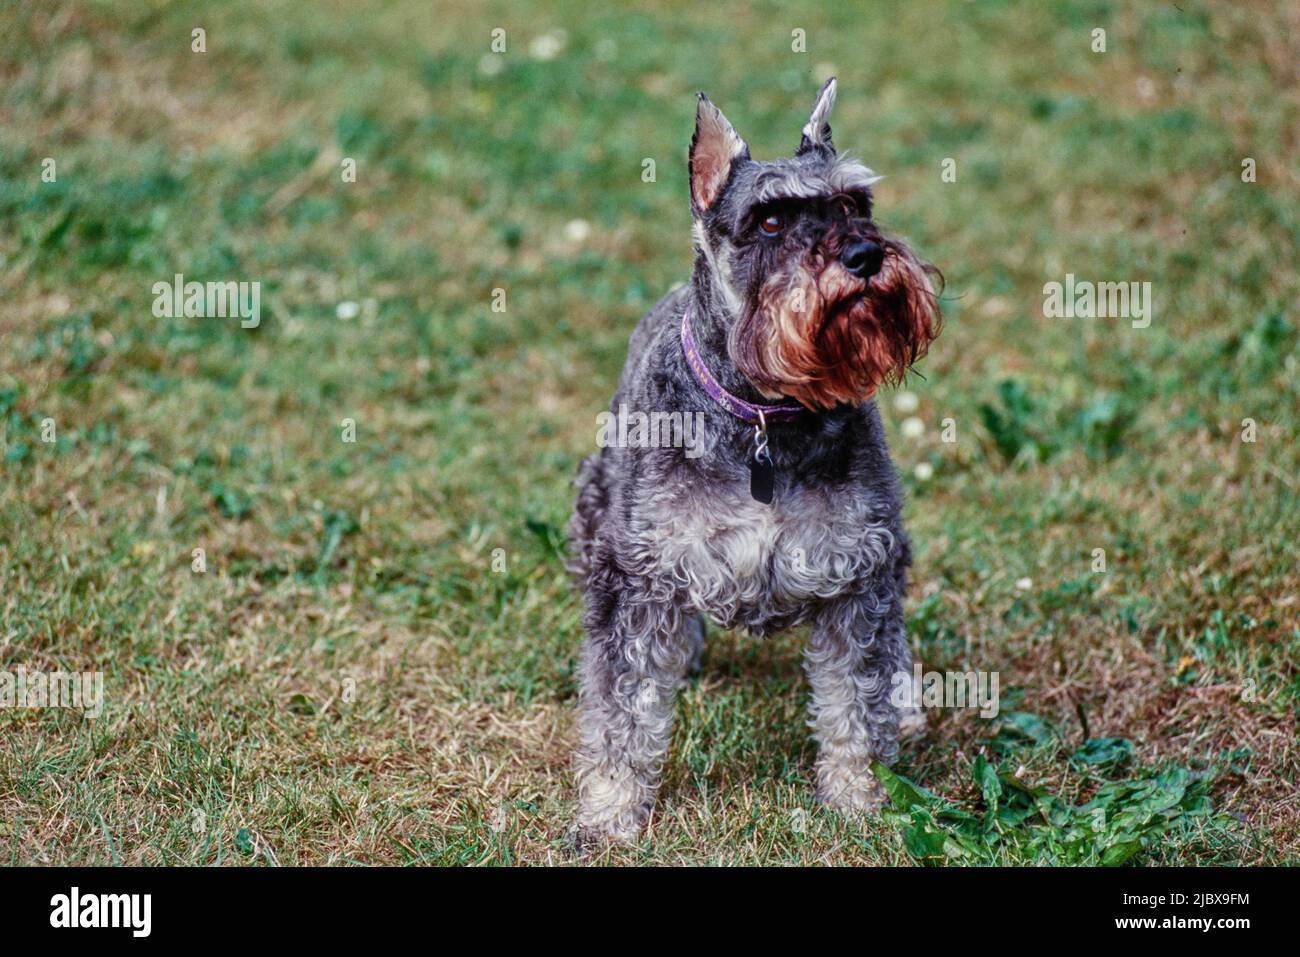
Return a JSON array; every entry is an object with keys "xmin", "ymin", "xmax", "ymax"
[
  {"xmin": 685, "ymin": 613, "xmax": 706, "ymax": 678},
  {"xmin": 573, "ymin": 577, "xmax": 694, "ymax": 847},
  {"xmin": 565, "ymin": 452, "xmax": 608, "ymax": 586},
  {"xmin": 804, "ymin": 579, "xmax": 912, "ymax": 814},
  {"xmin": 898, "ymin": 670, "xmax": 928, "ymax": 738}
]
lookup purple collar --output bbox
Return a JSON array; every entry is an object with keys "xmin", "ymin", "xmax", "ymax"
[{"xmin": 680, "ymin": 304, "xmax": 804, "ymax": 425}]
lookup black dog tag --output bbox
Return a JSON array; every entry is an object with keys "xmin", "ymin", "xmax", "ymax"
[{"xmin": 750, "ymin": 449, "xmax": 774, "ymax": 504}]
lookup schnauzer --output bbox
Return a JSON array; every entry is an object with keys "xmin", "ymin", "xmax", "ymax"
[{"xmin": 568, "ymin": 79, "xmax": 941, "ymax": 845}]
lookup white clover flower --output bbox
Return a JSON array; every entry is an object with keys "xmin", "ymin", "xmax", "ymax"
[
  {"xmin": 529, "ymin": 30, "xmax": 567, "ymax": 61},
  {"xmin": 893, "ymin": 390, "xmax": 919, "ymax": 414},
  {"xmin": 564, "ymin": 219, "xmax": 592, "ymax": 243},
  {"xmin": 901, "ymin": 416, "xmax": 925, "ymax": 439}
]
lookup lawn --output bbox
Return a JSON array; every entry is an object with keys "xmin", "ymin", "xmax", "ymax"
[{"xmin": 0, "ymin": 0, "xmax": 1296, "ymax": 865}]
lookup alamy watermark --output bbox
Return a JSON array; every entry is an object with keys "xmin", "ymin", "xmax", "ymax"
[
  {"xmin": 151, "ymin": 273, "xmax": 261, "ymax": 328},
  {"xmin": 596, "ymin": 403, "xmax": 706, "ymax": 459},
  {"xmin": 1042, "ymin": 273, "xmax": 1152, "ymax": 329},
  {"xmin": 50, "ymin": 887, "xmax": 150, "ymax": 937},
  {"xmin": 892, "ymin": 664, "xmax": 1000, "ymax": 718},
  {"xmin": 0, "ymin": 666, "xmax": 104, "ymax": 718}
]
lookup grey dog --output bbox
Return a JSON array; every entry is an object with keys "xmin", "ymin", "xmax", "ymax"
[{"xmin": 568, "ymin": 79, "xmax": 942, "ymax": 846}]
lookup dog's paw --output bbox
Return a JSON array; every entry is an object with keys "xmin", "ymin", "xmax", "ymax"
[
  {"xmin": 573, "ymin": 825, "xmax": 604, "ymax": 857},
  {"xmin": 899, "ymin": 705, "xmax": 928, "ymax": 739},
  {"xmin": 572, "ymin": 821, "xmax": 641, "ymax": 856},
  {"xmin": 574, "ymin": 770, "xmax": 650, "ymax": 852},
  {"xmin": 817, "ymin": 772, "xmax": 888, "ymax": 816}
]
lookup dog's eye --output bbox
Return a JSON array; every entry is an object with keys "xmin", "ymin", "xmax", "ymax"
[{"xmin": 759, "ymin": 214, "xmax": 784, "ymax": 236}]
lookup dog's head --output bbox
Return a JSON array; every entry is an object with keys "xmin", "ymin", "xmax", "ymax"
[{"xmin": 689, "ymin": 78, "xmax": 941, "ymax": 409}]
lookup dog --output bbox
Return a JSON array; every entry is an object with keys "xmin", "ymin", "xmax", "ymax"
[{"xmin": 568, "ymin": 79, "xmax": 941, "ymax": 846}]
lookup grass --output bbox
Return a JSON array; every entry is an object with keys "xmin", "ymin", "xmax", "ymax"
[{"xmin": 0, "ymin": 0, "xmax": 1296, "ymax": 865}]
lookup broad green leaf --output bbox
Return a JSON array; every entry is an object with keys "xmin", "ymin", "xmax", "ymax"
[
  {"xmin": 994, "ymin": 711, "xmax": 1055, "ymax": 748},
  {"xmin": 870, "ymin": 761, "xmax": 937, "ymax": 811},
  {"xmin": 1072, "ymin": 737, "xmax": 1134, "ymax": 770}
]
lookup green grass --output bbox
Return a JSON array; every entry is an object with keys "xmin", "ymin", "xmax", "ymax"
[{"xmin": 0, "ymin": 0, "xmax": 1296, "ymax": 865}]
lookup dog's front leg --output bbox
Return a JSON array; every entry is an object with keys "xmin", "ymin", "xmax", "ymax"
[
  {"xmin": 574, "ymin": 588, "xmax": 692, "ymax": 847},
  {"xmin": 804, "ymin": 583, "xmax": 913, "ymax": 814}
]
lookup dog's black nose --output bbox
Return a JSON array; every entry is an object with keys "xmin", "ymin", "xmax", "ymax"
[{"xmin": 842, "ymin": 240, "xmax": 885, "ymax": 279}]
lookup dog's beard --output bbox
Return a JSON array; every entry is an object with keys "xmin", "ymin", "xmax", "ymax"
[{"xmin": 730, "ymin": 241, "xmax": 941, "ymax": 409}]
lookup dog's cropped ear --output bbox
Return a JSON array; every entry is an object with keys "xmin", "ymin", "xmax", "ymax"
[
  {"xmin": 796, "ymin": 77, "xmax": 837, "ymax": 155},
  {"xmin": 690, "ymin": 93, "xmax": 748, "ymax": 214}
]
